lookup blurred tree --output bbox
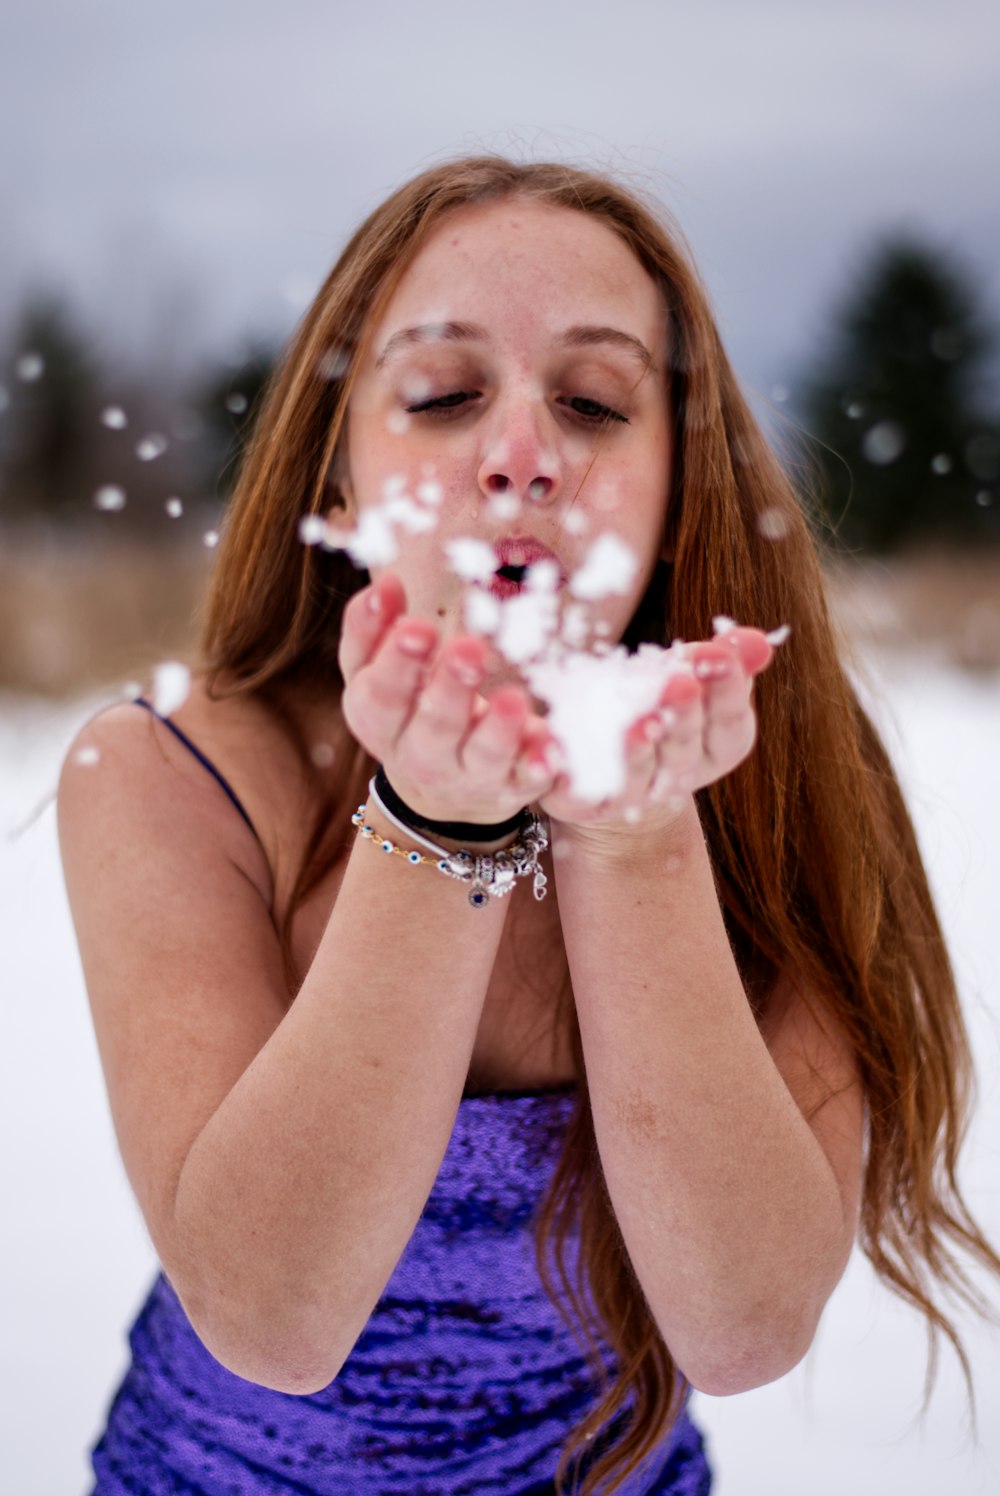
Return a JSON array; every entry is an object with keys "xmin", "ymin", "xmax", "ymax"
[
  {"xmin": 0, "ymin": 294, "xmax": 103, "ymax": 525},
  {"xmin": 0, "ymin": 291, "xmax": 213, "ymax": 538},
  {"xmin": 195, "ymin": 343, "xmax": 277, "ymax": 503},
  {"xmin": 798, "ymin": 237, "xmax": 1000, "ymax": 552}
]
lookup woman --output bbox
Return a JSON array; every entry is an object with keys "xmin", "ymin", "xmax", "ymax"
[{"xmin": 59, "ymin": 157, "xmax": 999, "ymax": 1496}]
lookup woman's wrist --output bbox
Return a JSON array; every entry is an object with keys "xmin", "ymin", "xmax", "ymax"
[
  {"xmin": 554, "ymin": 794, "xmax": 702, "ymax": 866},
  {"xmin": 361, "ymin": 799, "xmax": 523, "ymax": 857},
  {"xmin": 374, "ymin": 764, "xmax": 531, "ymax": 844}
]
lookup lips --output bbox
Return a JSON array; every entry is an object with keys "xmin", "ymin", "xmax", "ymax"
[{"xmin": 491, "ymin": 536, "xmax": 567, "ymax": 585}]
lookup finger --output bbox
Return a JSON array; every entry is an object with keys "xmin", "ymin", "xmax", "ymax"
[
  {"xmin": 718, "ymin": 627, "xmax": 774, "ymax": 676},
  {"xmin": 339, "ymin": 574, "xmax": 407, "ymax": 684},
  {"xmin": 689, "ymin": 643, "xmax": 753, "ymax": 722},
  {"xmin": 654, "ymin": 686, "xmax": 704, "ymax": 790},
  {"xmin": 509, "ymin": 719, "xmax": 562, "ymax": 801},
  {"xmin": 459, "ymin": 684, "xmax": 532, "ymax": 781},
  {"xmin": 345, "ymin": 614, "xmax": 439, "ymax": 751},
  {"xmin": 400, "ymin": 637, "xmax": 492, "ymax": 773},
  {"xmin": 615, "ymin": 712, "xmax": 668, "ymax": 812}
]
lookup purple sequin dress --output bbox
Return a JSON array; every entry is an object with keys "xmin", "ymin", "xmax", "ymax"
[{"xmin": 88, "ymin": 1089, "xmax": 712, "ymax": 1495}]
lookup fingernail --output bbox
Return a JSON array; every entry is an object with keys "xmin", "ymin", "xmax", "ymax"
[
  {"xmin": 694, "ymin": 659, "xmax": 733, "ymax": 680},
  {"xmin": 448, "ymin": 656, "xmax": 483, "ymax": 687},
  {"xmin": 367, "ymin": 587, "xmax": 383, "ymax": 616},
  {"xmin": 642, "ymin": 715, "xmax": 665, "ymax": 743},
  {"xmin": 397, "ymin": 628, "xmax": 433, "ymax": 657}
]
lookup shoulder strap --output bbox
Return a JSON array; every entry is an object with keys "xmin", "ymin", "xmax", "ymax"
[{"xmin": 133, "ymin": 697, "xmax": 261, "ymax": 844}]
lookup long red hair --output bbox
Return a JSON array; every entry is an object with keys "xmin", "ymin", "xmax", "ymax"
[{"xmin": 196, "ymin": 157, "xmax": 1000, "ymax": 1496}]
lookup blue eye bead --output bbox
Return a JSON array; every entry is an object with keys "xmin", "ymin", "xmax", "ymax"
[
  {"xmin": 407, "ymin": 850, "xmax": 421, "ymax": 864},
  {"xmin": 361, "ymin": 825, "xmax": 374, "ymax": 838},
  {"xmin": 381, "ymin": 839, "xmax": 394, "ymax": 853},
  {"xmin": 469, "ymin": 888, "xmax": 489, "ymax": 908},
  {"xmin": 437, "ymin": 858, "xmax": 451, "ymax": 871}
]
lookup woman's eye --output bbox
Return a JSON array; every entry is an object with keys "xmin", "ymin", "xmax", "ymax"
[
  {"xmin": 404, "ymin": 391, "xmax": 477, "ymax": 416},
  {"xmin": 562, "ymin": 396, "xmax": 629, "ymax": 425}
]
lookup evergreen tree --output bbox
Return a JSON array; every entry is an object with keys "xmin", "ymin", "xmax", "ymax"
[
  {"xmin": 0, "ymin": 294, "xmax": 103, "ymax": 525},
  {"xmin": 195, "ymin": 344, "xmax": 276, "ymax": 503},
  {"xmin": 798, "ymin": 237, "xmax": 1000, "ymax": 552}
]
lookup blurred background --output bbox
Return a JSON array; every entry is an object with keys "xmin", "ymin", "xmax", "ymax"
[{"xmin": 2, "ymin": 2, "xmax": 999, "ymax": 1493}]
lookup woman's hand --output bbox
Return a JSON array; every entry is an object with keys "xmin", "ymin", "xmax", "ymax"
[
  {"xmin": 339, "ymin": 575, "xmax": 559, "ymax": 826},
  {"xmin": 536, "ymin": 630, "xmax": 775, "ymax": 838}
]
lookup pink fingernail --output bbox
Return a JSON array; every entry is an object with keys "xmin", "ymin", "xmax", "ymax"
[
  {"xmin": 367, "ymin": 587, "xmax": 383, "ymax": 616},
  {"xmin": 397, "ymin": 629, "xmax": 433, "ymax": 657},
  {"xmin": 448, "ymin": 657, "xmax": 483, "ymax": 687},
  {"xmin": 694, "ymin": 659, "xmax": 733, "ymax": 680}
]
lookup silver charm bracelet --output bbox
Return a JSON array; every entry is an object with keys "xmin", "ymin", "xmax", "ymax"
[{"xmin": 351, "ymin": 775, "xmax": 549, "ymax": 908}]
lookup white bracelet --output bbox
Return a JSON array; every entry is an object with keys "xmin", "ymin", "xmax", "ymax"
[{"xmin": 366, "ymin": 776, "xmax": 456, "ymax": 858}]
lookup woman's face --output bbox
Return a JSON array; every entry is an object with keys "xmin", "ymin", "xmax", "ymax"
[{"xmin": 339, "ymin": 198, "xmax": 672, "ymax": 675}]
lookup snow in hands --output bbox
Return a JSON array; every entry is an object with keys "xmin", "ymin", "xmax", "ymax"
[{"xmin": 302, "ymin": 473, "xmax": 789, "ymax": 804}]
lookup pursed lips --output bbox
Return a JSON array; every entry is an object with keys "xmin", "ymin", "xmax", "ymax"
[{"xmin": 492, "ymin": 535, "xmax": 567, "ymax": 584}]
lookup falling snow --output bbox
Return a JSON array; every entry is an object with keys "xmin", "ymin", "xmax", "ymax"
[
  {"xmin": 151, "ymin": 662, "xmax": 191, "ymax": 716},
  {"xmin": 756, "ymin": 507, "xmax": 790, "ymax": 540},
  {"xmin": 486, "ymin": 493, "xmax": 522, "ymax": 523},
  {"xmin": 93, "ymin": 486, "xmax": 126, "ymax": 512},
  {"xmin": 16, "ymin": 352, "xmax": 44, "ymax": 382},
  {"xmin": 298, "ymin": 514, "xmax": 328, "ymax": 546},
  {"xmin": 569, "ymin": 533, "xmax": 639, "ymax": 600},
  {"xmin": 863, "ymin": 421, "xmax": 906, "ymax": 465},
  {"xmin": 317, "ymin": 346, "xmax": 351, "ymax": 381},
  {"xmin": 445, "ymin": 537, "xmax": 498, "ymax": 584},
  {"xmin": 463, "ymin": 586, "xmax": 502, "ymax": 635},
  {"xmin": 136, "ymin": 433, "xmax": 169, "ymax": 462}
]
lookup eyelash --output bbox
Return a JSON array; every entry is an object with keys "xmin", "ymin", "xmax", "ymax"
[{"xmin": 404, "ymin": 391, "xmax": 629, "ymax": 425}]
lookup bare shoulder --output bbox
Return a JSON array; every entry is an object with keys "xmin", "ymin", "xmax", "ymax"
[{"xmin": 60, "ymin": 674, "xmax": 321, "ymax": 908}]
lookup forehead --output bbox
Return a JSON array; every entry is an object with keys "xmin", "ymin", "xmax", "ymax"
[{"xmin": 374, "ymin": 199, "xmax": 666, "ymax": 345}]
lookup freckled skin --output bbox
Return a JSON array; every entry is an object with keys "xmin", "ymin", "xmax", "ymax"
[
  {"xmin": 614, "ymin": 1091, "xmax": 665, "ymax": 1146},
  {"xmin": 339, "ymin": 199, "xmax": 675, "ymax": 693}
]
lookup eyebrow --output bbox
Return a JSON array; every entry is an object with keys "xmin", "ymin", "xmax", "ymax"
[
  {"xmin": 374, "ymin": 321, "xmax": 655, "ymax": 371},
  {"xmin": 375, "ymin": 321, "xmax": 486, "ymax": 368},
  {"xmin": 561, "ymin": 325, "xmax": 656, "ymax": 371}
]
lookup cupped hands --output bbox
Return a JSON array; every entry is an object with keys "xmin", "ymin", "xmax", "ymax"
[{"xmin": 338, "ymin": 574, "xmax": 775, "ymax": 841}]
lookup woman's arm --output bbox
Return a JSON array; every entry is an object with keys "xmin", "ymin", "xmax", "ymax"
[
  {"xmin": 553, "ymin": 802, "xmax": 864, "ymax": 1397},
  {"xmin": 541, "ymin": 631, "xmax": 865, "ymax": 1397},
  {"xmin": 60, "ymin": 582, "xmax": 557, "ymax": 1397}
]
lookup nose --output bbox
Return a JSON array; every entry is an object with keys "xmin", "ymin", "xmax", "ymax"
[{"xmin": 477, "ymin": 396, "xmax": 561, "ymax": 506}]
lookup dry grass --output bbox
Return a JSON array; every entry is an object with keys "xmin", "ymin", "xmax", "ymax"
[
  {"xmin": 0, "ymin": 534, "xmax": 213, "ymax": 697},
  {"xmin": 825, "ymin": 548, "xmax": 1000, "ymax": 672},
  {"xmin": 1, "ymin": 534, "xmax": 998, "ymax": 698}
]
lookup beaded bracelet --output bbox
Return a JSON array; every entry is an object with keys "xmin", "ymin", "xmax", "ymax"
[{"xmin": 351, "ymin": 795, "xmax": 549, "ymax": 907}]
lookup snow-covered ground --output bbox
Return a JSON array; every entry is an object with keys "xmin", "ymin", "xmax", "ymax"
[{"xmin": 2, "ymin": 647, "xmax": 998, "ymax": 1496}]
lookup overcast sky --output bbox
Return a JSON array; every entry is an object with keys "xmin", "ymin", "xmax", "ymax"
[{"xmin": 3, "ymin": 0, "xmax": 998, "ymax": 400}]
